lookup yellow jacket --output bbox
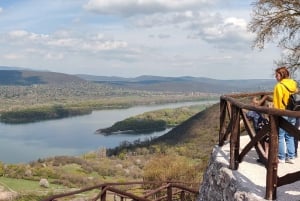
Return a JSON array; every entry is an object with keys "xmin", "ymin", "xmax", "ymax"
[{"xmin": 273, "ymin": 78, "xmax": 298, "ymax": 110}]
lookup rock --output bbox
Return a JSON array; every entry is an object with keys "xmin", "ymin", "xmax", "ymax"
[
  {"xmin": 197, "ymin": 144, "xmax": 265, "ymax": 201},
  {"xmin": 0, "ymin": 192, "xmax": 18, "ymax": 201},
  {"xmin": 115, "ymin": 164, "xmax": 123, "ymax": 169},
  {"xmin": 24, "ymin": 169, "xmax": 32, "ymax": 177},
  {"xmin": 39, "ymin": 178, "xmax": 49, "ymax": 188},
  {"xmin": 0, "ymin": 186, "xmax": 17, "ymax": 201},
  {"xmin": 135, "ymin": 159, "xmax": 141, "ymax": 165}
]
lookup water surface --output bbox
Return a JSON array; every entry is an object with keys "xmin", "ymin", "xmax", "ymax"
[{"xmin": 0, "ymin": 100, "xmax": 217, "ymax": 163}]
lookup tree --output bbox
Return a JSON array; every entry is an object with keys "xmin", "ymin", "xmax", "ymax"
[{"xmin": 248, "ymin": 0, "xmax": 300, "ymax": 74}]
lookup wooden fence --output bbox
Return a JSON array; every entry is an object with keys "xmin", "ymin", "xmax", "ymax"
[
  {"xmin": 42, "ymin": 181, "xmax": 199, "ymax": 201},
  {"xmin": 219, "ymin": 91, "xmax": 300, "ymax": 200}
]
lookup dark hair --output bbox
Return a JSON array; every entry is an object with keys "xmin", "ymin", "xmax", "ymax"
[{"xmin": 275, "ymin": 66, "xmax": 290, "ymax": 79}]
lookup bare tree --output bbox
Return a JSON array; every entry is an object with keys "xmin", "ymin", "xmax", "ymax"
[{"xmin": 248, "ymin": 0, "xmax": 300, "ymax": 74}]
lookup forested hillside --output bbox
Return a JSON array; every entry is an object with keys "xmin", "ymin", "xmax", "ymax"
[
  {"xmin": 0, "ymin": 70, "xmax": 84, "ymax": 85},
  {"xmin": 108, "ymin": 103, "xmax": 220, "ymax": 157},
  {"xmin": 77, "ymin": 74, "xmax": 276, "ymax": 93}
]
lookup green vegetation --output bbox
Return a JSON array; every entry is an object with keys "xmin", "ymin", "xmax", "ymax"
[
  {"xmin": 98, "ymin": 104, "xmax": 209, "ymax": 134},
  {"xmin": 0, "ymin": 82, "xmax": 217, "ymax": 123},
  {"xmin": 99, "ymin": 118, "xmax": 167, "ymax": 134},
  {"xmin": 134, "ymin": 104, "xmax": 208, "ymax": 126},
  {"xmin": 0, "ymin": 177, "xmax": 64, "ymax": 201},
  {"xmin": 0, "ymin": 105, "xmax": 91, "ymax": 123}
]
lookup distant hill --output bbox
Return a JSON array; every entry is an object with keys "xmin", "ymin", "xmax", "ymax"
[
  {"xmin": 0, "ymin": 66, "xmax": 29, "ymax": 71},
  {"xmin": 0, "ymin": 70, "xmax": 85, "ymax": 85},
  {"xmin": 76, "ymin": 74, "xmax": 276, "ymax": 93},
  {"xmin": 0, "ymin": 68, "xmax": 276, "ymax": 93}
]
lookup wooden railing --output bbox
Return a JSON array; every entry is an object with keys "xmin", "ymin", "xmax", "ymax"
[
  {"xmin": 42, "ymin": 181, "xmax": 199, "ymax": 201},
  {"xmin": 219, "ymin": 91, "xmax": 300, "ymax": 200}
]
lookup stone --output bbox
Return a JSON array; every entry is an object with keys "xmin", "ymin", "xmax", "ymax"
[
  {"xmin": 197, "ymin": 144, "xmax": 265, "ymax": 201},
  {"xmin": 39, "ymin": 178, "xmax": 49, "ymax": 188}
]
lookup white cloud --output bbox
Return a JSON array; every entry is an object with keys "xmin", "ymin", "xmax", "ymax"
[
  {"xmin": 9, "ymin": 30, "xmax": 30, "ymax": 38},
  {"xmin": 133, "ymin": 11, "xmax": 199, "ymax": 27},
  {"xmin": 8, "ymin": 30, "xmax": 49, "ymax": 41},
  {"xmin": 0, "ymin": 7, "xmax": 3, "ymax": 14},
  {"xmin": 225, "ymin": 17, "xmax": 247, "ymax": 28},
  {"xmin": 3, "ymin": 53, "xmax": 24, "ymax": 60},
  {"xmin": 45, "ymin": 52, "xmax": 64, "ymax": 60},
  {"xmin": 5, "ymin": 30, "xmax": 128, "ymax": 53},
  {"xmin": 84, "ymin": 0, "xmax": 214, "ymax": 16},
  {"xmin": 157, "ymin": 33, "xmax": 170, "ymax": 39},
  {"xmin": 189, "ymin": 16, "xmax": 253, "ymax": 50},
  {"xmin": 206, "ymin": 55, "xmax": 233, "ymax": 61},
  {"xmin": 131, "ymin": 9, "xmax": 252, "ymax": 51}
]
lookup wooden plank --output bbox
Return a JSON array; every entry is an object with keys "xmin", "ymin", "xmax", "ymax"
[
  {"xmin": 277, "ymin": 171, "xmax": 300, "ymax": 187},
  {"xmin": 230, "ymin": 105, "xmax": 240, "ymax": 170},
  {"xmin": 265, "ymin": 115, "xmax": 279, "ymax": 200},
  {"xmin": 219, "ymin": 99, "xmax": 228, "ymax": 146}
]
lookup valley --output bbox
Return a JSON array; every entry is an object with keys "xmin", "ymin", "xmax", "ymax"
[{"xmin": 0, "ymin": 68, "xmax": 272, "ymax": 200}]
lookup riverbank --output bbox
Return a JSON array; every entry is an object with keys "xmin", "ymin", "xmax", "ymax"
[
  {"xmin": 0, "ymin": 96, "xmax": 217, "ymax": 124},
  {"xmin": 0, "ymin": 105, "xmax": 92, "ymax": 124}
]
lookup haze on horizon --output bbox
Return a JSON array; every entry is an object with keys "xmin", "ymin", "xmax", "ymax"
[{"xmin": 0, "ymin": 0, "xmax": 284, "ymax": 80}]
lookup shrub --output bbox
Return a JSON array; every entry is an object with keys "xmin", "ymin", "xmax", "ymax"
[
  {"xmin": 0, "ymin": 161, "xmax": 4, "ymax": 176},
  {"xmin": 143, "ymin": 153, "xmax": 201, "ymax": 184}
]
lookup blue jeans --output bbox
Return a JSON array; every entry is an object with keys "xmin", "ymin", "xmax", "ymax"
[{"xmin": 278, "ymin": 116, "xmax": 296, "ymax": 160}]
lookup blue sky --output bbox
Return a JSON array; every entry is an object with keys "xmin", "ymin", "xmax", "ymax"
[{"xmin": 0, "ymin": 0, "xmax": 282, "ymax": 79}]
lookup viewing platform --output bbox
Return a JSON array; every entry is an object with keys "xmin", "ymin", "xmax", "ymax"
[
  {"xmin": 201, "ymin": 91, "xmax": 300, "ymax": 201},
  {"xmin": 198, "ymin": 136, "xmax": 300, "ymax": 201}
]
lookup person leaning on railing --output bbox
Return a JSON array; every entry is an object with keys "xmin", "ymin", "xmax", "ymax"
[
  {"xmin": 246, "ymin": 96, "xmax": 270, "ymax": 163},
  {"xmin": 273, "ymin": 66, "xmax": 298, "ymax": 164}
]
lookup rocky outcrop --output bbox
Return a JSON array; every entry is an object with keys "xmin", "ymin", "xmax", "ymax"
[{"xmin": 197, "ymin": 144, "xmax": 265, "ymax": 201}]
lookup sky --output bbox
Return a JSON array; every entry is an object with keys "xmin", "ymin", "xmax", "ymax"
[{"xmin": 0, "ymin": 0, "xmax": 283, "ymax": 79}]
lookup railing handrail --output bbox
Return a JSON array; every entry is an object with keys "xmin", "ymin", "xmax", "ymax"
[
  {"xmin": 219, "ymin": 91, "xmax": 300, "ymax": 200},
  {"xmin": 221, "ymin": 92, "xmax": 300, "ymax": 118},
  {"xmin": 42, "ymin": 181, "xmax": 199, "ymax": 201}
]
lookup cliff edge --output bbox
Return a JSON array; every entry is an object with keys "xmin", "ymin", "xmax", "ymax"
[{"xmin": 197, "ymin": 136, "xmax": 300, "ymax": 201}]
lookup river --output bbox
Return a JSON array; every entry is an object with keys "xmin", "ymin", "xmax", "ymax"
[{"xmin": 0, "ymin": 100, "xmax": 217, "ymax": 164}]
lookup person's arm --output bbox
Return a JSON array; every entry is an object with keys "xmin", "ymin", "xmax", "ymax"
[
  {"xmin": 263, "ymin": 95, "xmax": 273, "ymax": 102},
  {"xmin": 257, "ymin": 95, "xmax": 272, "ymax": 106}
]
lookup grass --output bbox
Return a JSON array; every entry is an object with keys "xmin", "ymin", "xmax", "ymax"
[
  {"xmin": 60, "ymin": 164, "xmax": 83, "ymax": 174},
  {"xmin": 0, "ymin": 176, "xmax": 88, "ymax": 201},
  {"xmin": 0, "ymin": 177, "xmax": 68, "ymax": 194}
]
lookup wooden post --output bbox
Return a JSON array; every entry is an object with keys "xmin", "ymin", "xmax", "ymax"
[
  {"xmin": 229, "ymin": 105, "xmax": 240, "ymax": 170},
  {"xmin": 219, "ymin": 99, "xmax": 227, "ymax": 146},
  {"xmin": 265, "ymin": 115, "xmax": 279, "ymax": 200},
  {"xmin": 101, "ymin": 185, "xmax": 107, "ymax": 201},
  {"xmin": 180, "ymin": 191, "xmax": 185, "ymax": 201},
  {"xmin": 167, "ymin": 185, "xmax": 172, "ymax": 201}
]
